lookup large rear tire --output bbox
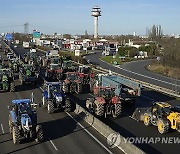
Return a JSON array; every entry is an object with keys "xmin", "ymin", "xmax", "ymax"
[
  {"xmin": 95, "ymin": 103, "xmax": 104, "ymax": 117},
  {"xmin": 35, "ymin": 125, "xmax": 44, "ymax": 142},
  {"xmin": 62, "ymin": 82, "xmax": 69, "ymax": 93},
  {"xmin": 10, "ymin": 82, "xmax": 15, "ymax": 92},
  {"xmin": 112, "ymin": 103, "xmax": 122, "ymax": 117},
  {"xmin": 12, "ymin": 126, "xmax": 20, "ymax": 144},
  {"xmin": 47, "ymin": 101, "xmax": 55, "ymax": 114},
  {"xmin": 64, "ymin": 99, "xmax": 71, "ymax": 112},
  {"xmin": 158, "ymin": 119, "xmax": 169, "ymax": 134},
  {"xmin": 76, "ymin": 83, "xmax": 82, "ymax": 94},
  {"xmin": 8, "ymin": 118, "xmax": 12, "ymax": 134}
]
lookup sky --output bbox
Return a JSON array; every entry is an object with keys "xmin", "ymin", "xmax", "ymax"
[{"xmin": 0, "ymin": 0, "xmax": 180, "ymax": 35}]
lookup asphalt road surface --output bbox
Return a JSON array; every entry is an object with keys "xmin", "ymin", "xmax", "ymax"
[
  {"xmin": 0, "ymin": 44, "xmax": 120, "ymax": 154},
  {"xmin": 3, "ymin": 44, "xmax": 180, "ymax": 154},
  {"xmin": 85, "ymin": 53, "xmax": 180, "ymax": 93}
]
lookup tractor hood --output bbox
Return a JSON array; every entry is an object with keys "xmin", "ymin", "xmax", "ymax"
[
  {"xmin": 53, "ymin": 92, "xmax": 64, "ymax": 102},
  {"xmin": 21, "ymin": 113, "xmax": 32, "ymax": 131}
]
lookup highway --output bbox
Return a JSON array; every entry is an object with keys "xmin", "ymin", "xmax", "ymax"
[
  {"xmin": 3, "ymin": 44, "xmax": 180, "ymax": 154},
  {"xmin": 0, "ymin": 44, "xmax": 120, "ymax": 154},
  {"xmin": 85, "ymin": 53, "xmax": 180, "ymax": 93},
  {"xmin": 84, "ymin": 52, "xmax": 180, "ymax": 153}
]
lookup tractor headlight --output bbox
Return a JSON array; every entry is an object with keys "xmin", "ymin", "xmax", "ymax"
[{"xmin": 56, "ymin": 96, "xmax": 62, "ymax": 102}]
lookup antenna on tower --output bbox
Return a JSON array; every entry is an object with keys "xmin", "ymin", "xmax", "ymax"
[{"xmin": 24, "ymin": 22, "xmax": 29, "ymax": 34}]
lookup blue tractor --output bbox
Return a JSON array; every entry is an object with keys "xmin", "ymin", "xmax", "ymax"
[
  {"xmin": 42, "ymin": 82, "xmax": 72, "ymax": 113},
  {"xmin": 8, "ymin": 99, "xmax": 44, "ymax": 144}
]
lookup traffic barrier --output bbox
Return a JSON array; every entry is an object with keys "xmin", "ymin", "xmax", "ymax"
[{"xmin": 73, "ymin": 102, "xmax": 145, "ymax": 154}]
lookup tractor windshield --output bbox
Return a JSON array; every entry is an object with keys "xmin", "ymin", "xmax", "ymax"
[
  {"xmin": 99, "ymin": 88, "xmax": 115, "ymax": 98},
  {"xmin": 50, "ymin": 64, "xmax": 60, "ymax": 70},
  {"xmin": 51, "ymin": 58, "xmax": 60, "ymax": 64},
  {"xmin": 82, "ymin": 68, "xmax": 91, "ymax": 74},
  {"xmin": 51, "ymin": 84, "xmax": 61, "ymax": 93},
  {"xmin": 64, "ymin": 61, "xmax": 72, "ymax": 67},
  {"xmin": 66, "ymin": 73, "xmax": 78, "ymax": 81},
  {"xmin": 18, "ymin": 103, "xmax": 32, "ymax": 114}
]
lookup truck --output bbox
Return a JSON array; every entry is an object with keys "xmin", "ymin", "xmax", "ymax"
[
  {"xmin": 91, "ymin": 74, "xmax": 141, "ymax": 105},
  {"xmin": 23, "ymin": 42, "xmax": 30, "ymax": 48}
]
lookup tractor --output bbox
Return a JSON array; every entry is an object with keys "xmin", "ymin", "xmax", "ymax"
[
  {"xmin": 42, "ymin": 82, "xmax": 72, "ymax": 113},
  {"xmin": 62, "ymin": 72, "xmax": 83, "ymax": 94},
  {"xmin": 77, "ymin": 65, "xmax": 95, "ymax": 85},
  {"xmin": 19, "ymin": 64, "xmax": 39, "ymax": 85},
  {"xmin": 45, "ymin": 63, "xmax": 63, "ymax": 81},
  {"xmin": 8, "ymin": 99, "xmax": 44, "ymax": 144},
  {"xmin": 132, "ymin": 102, "xmax": 180, "ymax": 134},
  {"xmin": 9, "ymin": 58, "xmax": 19, "ymax": 73},
  {"xmin": 0, "ymin": 68, "xmax": 15, "ymax": 92},
  {"xmin": 61, "ymin": 60, "xmax": 76, "ymax": 73},
  {"xmin": 86, "ymin": 86, "xmax": 122, "ymax": 118}
]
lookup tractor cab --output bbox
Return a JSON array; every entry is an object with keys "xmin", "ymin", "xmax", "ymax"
[
  {"xmin": 11, "ymin": 99, "xmax": 33, "ymax": 116},
  {"xmin": 78, "ymin": 66, "xmax": 91, "ymax": 74},
  {"xmin": 49, "ymin": 63, "xmax": 61, "ymax": 71},
  {"xmin": 65, "ymin": 72, "xmax": 79, "ymax": 81},
  {"xmin": 50, "ymin": 57, "xmax": 62, "ymax": 65},
  {"xmin": 94, "ymin": 86, "xmax": 115, "ymax": 99}
]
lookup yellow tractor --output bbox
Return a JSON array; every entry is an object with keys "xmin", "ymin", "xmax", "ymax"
[{"xmin": 132, "ymin": 102, "xmax": 180, "ymax": 134}]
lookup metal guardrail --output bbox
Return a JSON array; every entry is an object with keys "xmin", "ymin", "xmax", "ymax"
[{"xmin": 74, "ymin": 61, "xmax": 180, "ymax": 98}]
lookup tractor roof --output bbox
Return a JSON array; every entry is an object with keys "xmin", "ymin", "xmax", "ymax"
[
  {"xmin": 156, "ymin": 102, "xmax": 171, "ymax": 108},
  {"xmin": 45, "ymin": 82, "xmax": 61, "ymax": 86},
  {"xmin": 12, "ymin": 99, "xmax": 31, "ymax": 105}
]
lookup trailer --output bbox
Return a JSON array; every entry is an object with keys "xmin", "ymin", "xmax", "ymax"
[{"xmin": 95, "ymin": 74, "xmax": 141, "ymax": 105}]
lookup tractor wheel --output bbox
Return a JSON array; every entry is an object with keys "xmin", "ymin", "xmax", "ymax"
[
  {"xmin": 42, "ymin": 96, "xmax": 47, "ymax": 108},
  {"xmin": 112, "ymin": 103, "xmax": 122, "ymax": 118},
  {"xmin": 62, "ymin": 83, "xmax": 69, "ymax": 93},
  {"xmin": 8, "ymin": 118, "xmax": 12, "ymax": 134},
  {"xmin": 143, "ymin": 113, "xmax": 151, "ymax": 126},
  {"xmin": 19, "ymin": 74, "xmax": 24, "ymax": 85},
  {"xmin": 89, "ymin": 81, "xmax": 94, "ymax": 93},
  {"xmin": 64, "ymin": 99, "xmax": 71, "ymax": 112},
  {"xmin": 10, "ymin": 82, "xmax": 15, "ymax": 92},
  {"xmin": 95, "ymin": 103, "xmax": 104, "ymax": 117},
  {"xmin": 76, "ymin": 83, "xmax": 82, "ymax": 94},
  {"xmin": 157, "ymin": 119, "xmax": 169, "ymax": 134},
  {"xmin": 47, "ymin": 101, "xmax": 55, "ymax": 114},
  {"xmin": 12, "ymin": 126, "xmax": 20, "ymax": 144},
  {"xmin": 35, "ymin": 125, "xmax": 44, "ymax": 142}
]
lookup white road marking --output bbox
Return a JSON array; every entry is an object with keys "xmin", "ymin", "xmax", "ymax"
[
  {"xmin": 49, "ymin": 139, "xmax": 58, "ymax": 151},
  {"xmin": 66, "ymin": 112, "xmax": 114, "ymax": 154},
  {"xmin": 1, "ymin": 124, "xmax": 5, "ymax": 134},
  {"xmin": 118, "ymin": 67, "xmax": 180, "ymax": 88}
]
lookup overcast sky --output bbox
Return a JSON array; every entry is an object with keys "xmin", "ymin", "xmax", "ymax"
[{"xmin": 0, "ymin": 0, "xmax": 180, "ymax": 35}]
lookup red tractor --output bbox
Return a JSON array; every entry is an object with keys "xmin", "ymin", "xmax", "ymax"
[
  {"xmin": 45, "ymin": 64, "xmax": 63, "ymax": 81},
  {"xmin": 62, "ymin": 72, "xmax": 83, "ymax": 94},
  {"xmin": 86, "ymin": 86, "xmax": 122, "ymax": 118},
  {"xmin": 78, "ymin": 65, "xmax": 95, "ymax": 86}
]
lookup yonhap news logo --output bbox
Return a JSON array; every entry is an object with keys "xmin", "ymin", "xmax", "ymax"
[{"xmin": 107, "ymin": 133, "xmax": 180, "ymax": 148}]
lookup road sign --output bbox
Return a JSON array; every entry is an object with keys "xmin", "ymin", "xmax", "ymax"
[{"xmin": 5, "ymin": 33, "xmax": 12, "ymax": 40}]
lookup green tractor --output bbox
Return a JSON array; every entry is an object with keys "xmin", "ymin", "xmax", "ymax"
[
  {"xmin": 0, "ymin": 69, "xmax": 15, "ymax": 92},
  {"xmin": 19, "ymin": 64, "xmax": 39, "ymax": 85},
  {"xmin": 9, "ymin": 58, "xmax": 19, "ymax": 73}
]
